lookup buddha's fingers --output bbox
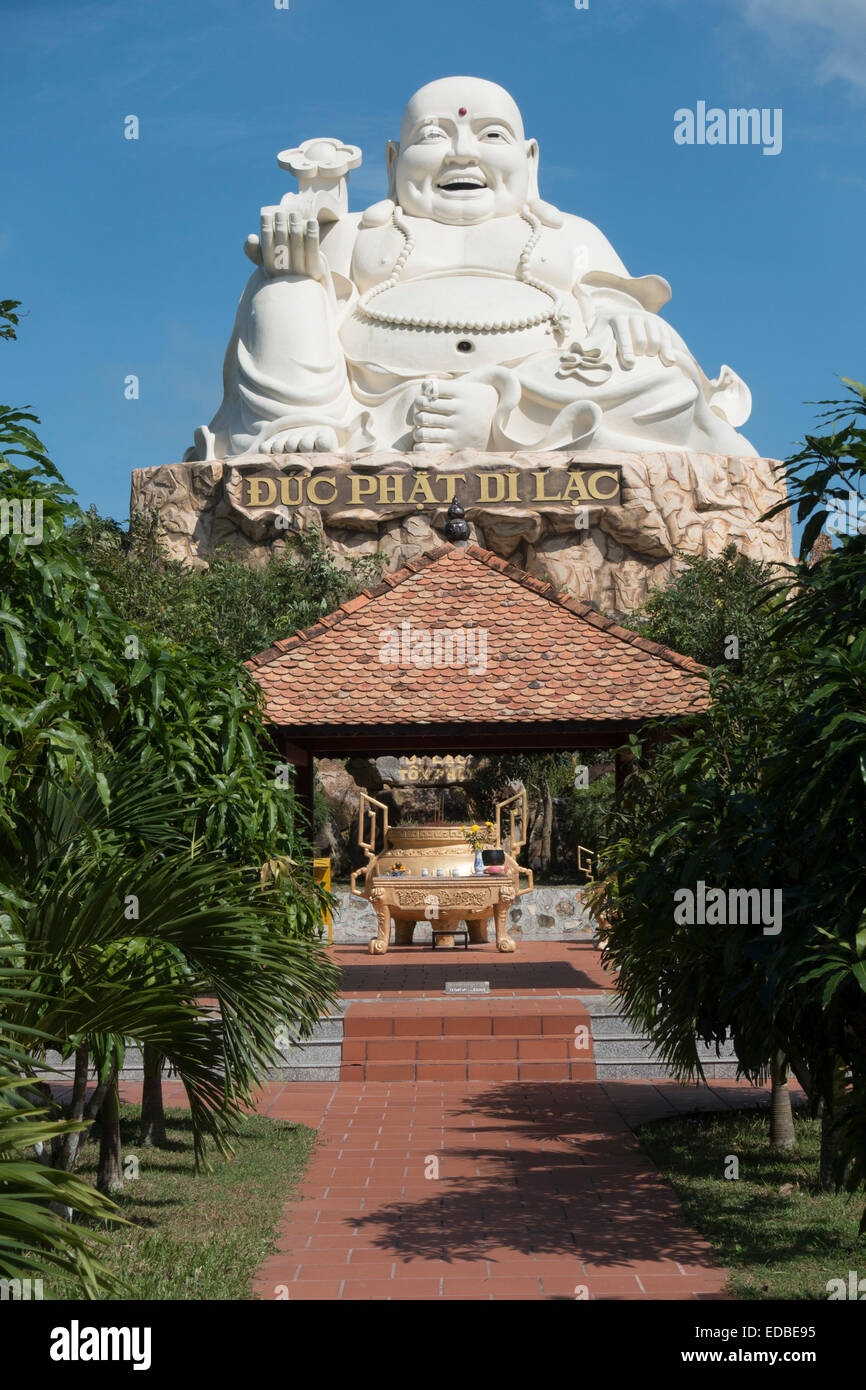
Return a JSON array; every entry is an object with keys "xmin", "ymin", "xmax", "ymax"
[
  {"xmin": 413, "ymin": 391, "xmax": 455, "ymax": 416},
  {"xmin": 260, "ymin": 210, "xmax": 275, "ymax": 272},
  {"xmin": 273, "ymin": 210, "xmax": 290, "ymax": 274},
  {"xmin": 304, "ymin": 220, "xmax": 324, "ymax": 280},
  {"xmin": 414, "ymin": 427, "xmax": 451, "ymax": 444},
  {"xmin": 630, "ymin": 314, "xmax": 649, "ymax": 358},
  {"xmin": 429, "ymin": 385, "xmax": 466, "ymax": 401},
  {"xmin": 611, "ymin": 314, "xmax": 635, "ymax": 369},
  {"xmin": 288, "ymin": 213, "xmax": 305, "ymax": 272},
  {"xmin": 414, "ymin": 408, "xmax": 456, "ymax": 427},
  {"xmin": 642, "ymin": 318, "xmax": 661, "ymax": 357},
  {"xmin": 641, "ymin": 316, "xmax": 663, "ymax": 362},
  {"xmin": 656, "ymin": 323, "xmax": 679, "ymax": 366}
]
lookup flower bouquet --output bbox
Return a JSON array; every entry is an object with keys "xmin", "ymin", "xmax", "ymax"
[{"xmin": 463, "ymin": 822, "xmax": 495, "ymax": 873}]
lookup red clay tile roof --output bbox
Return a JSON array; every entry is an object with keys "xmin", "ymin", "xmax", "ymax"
[{"xmin": 247, "ymin": 544, "xmax": 709, "ymax": 727}]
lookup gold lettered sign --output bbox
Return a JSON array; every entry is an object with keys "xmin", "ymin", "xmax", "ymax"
[
  {"xmin": 394, "ymin": 755, "xmax": 474, "ymax": 785},
  {"xmin": 237, "ymin": 458, "xmax": 621, "ymax": 516}
]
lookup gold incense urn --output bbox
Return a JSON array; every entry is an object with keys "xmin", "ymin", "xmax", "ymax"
[{"xmin": 350, "ymin": 791, "xmax": 533, "ymax": 954}]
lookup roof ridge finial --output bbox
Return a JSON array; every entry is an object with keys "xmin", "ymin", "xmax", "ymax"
[{"xmin": 443, "ymin": 497, "xmax": 471, "ymax": 546}]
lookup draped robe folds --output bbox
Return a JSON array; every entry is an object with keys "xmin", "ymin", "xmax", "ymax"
[
  {"xmin": 190, "ymin": 271, "xmax": 377, "ymax": 459},
  {"xmin": 189, "ymin": 212, "xmax": 757, "ymax": 462}
]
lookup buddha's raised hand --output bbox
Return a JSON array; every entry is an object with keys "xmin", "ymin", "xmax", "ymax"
[{"xmin": 244, "ymin": 206, "xmax": 326, "ymax": 281}]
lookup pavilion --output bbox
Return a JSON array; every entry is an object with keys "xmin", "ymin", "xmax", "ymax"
[{"xmin": 246, "ymin": 543, "xmax": 708, "ymax": 831}]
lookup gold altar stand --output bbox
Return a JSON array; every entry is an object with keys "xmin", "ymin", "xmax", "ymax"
[{"xmin": 349, "ymin": 791, "xmax": 533, "ymax": 954}]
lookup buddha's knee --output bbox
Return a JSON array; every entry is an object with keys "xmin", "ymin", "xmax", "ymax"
[{"xmin": 243, "ymin": 272, "xmax": 343, "ymax": 370}]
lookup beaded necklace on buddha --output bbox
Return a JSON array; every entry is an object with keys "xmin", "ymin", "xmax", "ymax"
[{"xmin": 356, "ymin": 205, "xmax": 571, "ymax": 340}]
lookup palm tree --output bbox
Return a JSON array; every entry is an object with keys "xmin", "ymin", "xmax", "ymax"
[
  {"xmin": 1, "ymin": 754, "xmax": 339, "ymax": 1191},
  {"xmin": 0, "ymin": 979, "xmax": 125, "ymax": 1296},
  {"xmin": 1, "ymin": 320, "xmax": 338, "ymax": 1223}
]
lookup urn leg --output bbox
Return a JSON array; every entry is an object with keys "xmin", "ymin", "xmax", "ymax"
[
  {"xmin": 369, "ymin": 900, "xmax": 391, "ymax": 955},
  {"xmin": 467, "ymin": 918, "xmax": 489, "ymax": 944},
  {"xmin": 494, "ymin": 901, "xmax": 516, "ymax": 953},
  {"xmin": 394, "ymin": 918, "xmax": 416, "ymax": 946},
  {"xmin": 433, "ymin": 910, "xmax": 456, "ymax": 949}
]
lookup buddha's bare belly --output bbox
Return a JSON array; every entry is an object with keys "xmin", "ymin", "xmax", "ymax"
[{"xmin": 340, "ymin": 274, "xmax": 580, "ymax": 376}]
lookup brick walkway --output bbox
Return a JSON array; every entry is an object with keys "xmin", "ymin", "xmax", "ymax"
[
  {"xmin": 115, "ymin": 940, "xmax": 781, "ymax": 1301},
  {"xmin": 251, "ymin": 1077, "xmax": 771, "ymax": 1301},
  {"xmin": 327, "ymin": 939, "xmax": 614, "ymax": 998},
  {"xmin": 246, "ymin": 939, "xmax": 781, "ymax": 1300}
]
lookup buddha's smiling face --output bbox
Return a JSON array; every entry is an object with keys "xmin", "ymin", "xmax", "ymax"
[{"xmin": 392, "ymin": 77, "xmax": 536, "ymax": 225}]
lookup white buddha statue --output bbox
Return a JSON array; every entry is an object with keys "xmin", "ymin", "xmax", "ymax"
[{"xmin": 187, "ymin": 76, "xmax": 757, "ymax": 461}]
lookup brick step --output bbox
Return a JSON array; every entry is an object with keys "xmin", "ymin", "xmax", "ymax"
[
  {"xmin": 341, "ymin": 1059, "xmax": 597, "ymax": 1082},
  {"xmin": 595, "ymin": 1060, "xmax": 739, "ymax": 1080},
  {"xmin": 340, "ymin": 1020, "xmax": 595, "ymax": 1080},
  {"xmin": 341, "ymin": 1002, "xmax": 594, "ymax": 1080},
  {"xmin": 343, "ymin": 1036, "xmax": 587, "ymax": 1062},
  {"xmin": 576, "ymin": 992, "xmax": 740, "ymax": 1080},
  {"xmin": 343, "ymin": 1012, "xmax": 592, "ymax": 1041}
]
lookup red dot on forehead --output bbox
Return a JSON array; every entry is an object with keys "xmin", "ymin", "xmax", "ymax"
[{"xmin": 458, "ymin": 106, "xmax": 468, "ymax": 116}]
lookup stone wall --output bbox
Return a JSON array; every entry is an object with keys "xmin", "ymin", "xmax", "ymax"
[{"xmin": 328, "ymin": 882, "xmax": 598, "ymax": 944}]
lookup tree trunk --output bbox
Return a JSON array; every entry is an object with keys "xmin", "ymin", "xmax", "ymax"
[
  {"xmin": 96, "ymin": 1071, "xmax": 124, "ymax": 1197},
  {"xmin": 138, "ymin": 1046, "xmax": 167, "ymax": 1147},
  {"xmin": 82, "ymin": 1069, "xmax": 112, "ymax": 1131},
  {"xmin": 769, "ymin": 1050, "xmax": 796, "ymax": 1150},
  {"xmin": 54, "ymin": 1044, "xmax": 90, "ymax": 1171},
  {"xmin": 539, "ymin": 779, "xmax": 554, "ymax": 873},
  {"xmin": 819, "ymin": 1058, "xmax": 849, "ymax": 1191}
]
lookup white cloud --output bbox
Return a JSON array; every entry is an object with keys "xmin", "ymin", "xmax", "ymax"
[{"xmin": 733, "ymin": 0, "xmax": 866, "ymax": 97}]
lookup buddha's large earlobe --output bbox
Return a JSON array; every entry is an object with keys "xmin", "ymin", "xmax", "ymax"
[
  {"xmin": 386, "ymin": 140, "xmax": 400, "ymax": 200},
  {"xmin": 525, "ymin": 139, "xmax": 540, "ymax": 200},
  {"xmin": 524, "ymin": 138, "xmax": 563, "ymax": 227}
]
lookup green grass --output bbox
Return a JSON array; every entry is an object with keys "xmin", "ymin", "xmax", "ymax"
[
  {"xmin": 637, "ymin": 1108, "xmax": 866, "ymax": 1300},
  {"xmin": 48, "ymin": 1104, "xmax": 315, "ymax": 1300}
]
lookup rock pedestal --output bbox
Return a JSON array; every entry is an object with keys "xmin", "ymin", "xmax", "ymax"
[{"xmin": 131, "ymin": 448, "xmax": 790, "ymax": 616}]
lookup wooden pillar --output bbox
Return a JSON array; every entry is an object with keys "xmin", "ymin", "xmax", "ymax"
[
  {"xmin": 641, "ymin": 724, "xmax": 665, "ymax": 765},
  {"xmin": 294, "ymin": 753, "xmax": 316, "ymax": 847},
  {"xmin": 614, "ymin": 747, "xmax": 633, "ymax": 799}
]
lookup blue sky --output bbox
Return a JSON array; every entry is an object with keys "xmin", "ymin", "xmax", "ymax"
[{"xmin": 2, "ymin": 0, "xmax": 864, "ymax": 522}]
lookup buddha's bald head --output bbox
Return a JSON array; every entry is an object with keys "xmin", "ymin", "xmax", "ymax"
[
  {"xmin": 389, "ymin": 75, "xmax": 537, "ymax": 225},
  {"xmin": 399, "ymin": 77, "xmax": 526, "ymax": 146}
]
